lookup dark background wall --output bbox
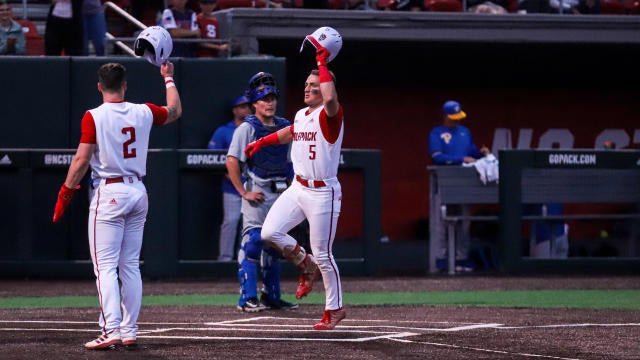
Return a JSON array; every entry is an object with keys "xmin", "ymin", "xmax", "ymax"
[
  {"xmin": 261, "ymin": 39, "xmax": 640, "ymax": 241},
  {"xmin": 1, "ymin": 37, "xmax": 639, "ymax": 275}
]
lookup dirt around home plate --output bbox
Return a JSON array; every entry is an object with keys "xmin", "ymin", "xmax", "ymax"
[{"xmin": 0, "ymin": 275, "xmax": 638, "ymax": 360}]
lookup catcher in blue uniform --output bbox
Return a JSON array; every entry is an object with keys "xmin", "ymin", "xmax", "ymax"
[{"xmin": 225, "ymin": 72, "xmax": 298, "ymax": 311}]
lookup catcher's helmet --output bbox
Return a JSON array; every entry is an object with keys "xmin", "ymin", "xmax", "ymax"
[
  {"xmin": 134, "ymin": 26, "xmax": 173, "ymax": 67},
  {"xmin": 299, "ymin": 26, "xmax": 342, "ymax": 63},
  {"xmin": 248, "ymin": 72, "xmax": 277, "ymax": 90},
  {"xmin": 249, "ymin": 85, "xmax": 279, "ymax": 103}
]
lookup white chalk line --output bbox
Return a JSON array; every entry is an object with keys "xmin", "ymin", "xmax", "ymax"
[
  {"xmin": 388, "ymin": 338, "xmax": 585, "ymax": 360},
  {"xmin": 498, "ymin": 323, "xmax": 640, "ymax": 329},
  {"xmin": 136, "ymin": 332, "xmax": 419, "ymax": 342},
  {"xmin": 1, "ymin": 318, "xmax": 637, "ymax": 354}
]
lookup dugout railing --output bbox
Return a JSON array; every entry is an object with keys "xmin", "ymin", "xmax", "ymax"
[
  {"xmin": 429, "ymin": 149, "xmax": 640, "ymax": 274},
  {"xmin": 499, "ymin": 149, "xmax": 640, "ymax": 273},
  {"xmin": 0, "ymin": 148, "xmax": 381, "ymax": 279}
]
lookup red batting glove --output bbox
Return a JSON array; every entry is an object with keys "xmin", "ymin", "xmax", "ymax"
[
  {"xmin": 316, "ymin": 46, "xmax": 329, "ymax": 68},
  {"xmin": 53, "ymin": 184, "xmax": 80, "ymax": 223},
  {"xmin": 315, "ymin": 46, "xmax": 333, "ymax": 83},
  {"xmin": 245, "ymin": 139, "xmax": 264, "ymax": 158},
  {"xmin": 244, "ymin": 132, "xmax": 281, "ymax": 158}
]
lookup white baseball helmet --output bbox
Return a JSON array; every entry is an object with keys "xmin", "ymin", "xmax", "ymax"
[
  {"xmin": 134, "ymin": 26, "xmax": 173, "ymax": 67},
  {"xmin": 299, "ymin": 26, "xmax": 343, "ymax": 63}
]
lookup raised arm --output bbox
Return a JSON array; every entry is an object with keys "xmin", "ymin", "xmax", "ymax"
[
  {"xmin": 160, "ymin": 61, "xmax": 182, "ymax": 124},
  {"xmin": 315, "ymin": 46, "xmax": 339, "ymax": 117}
]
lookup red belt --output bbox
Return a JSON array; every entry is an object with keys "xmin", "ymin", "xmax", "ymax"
[
  {"xmin": 105, "ymin": 176, "xmax": 141, "ymax": 184},
  {"xmin": 296, "ymin": 175, "xmax": 326, "ymax": 188}
]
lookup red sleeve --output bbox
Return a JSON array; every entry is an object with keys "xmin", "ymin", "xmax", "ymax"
[
  {"xmin": 289, "ymin": 124, "xmax": 295, "ymax": 137},
  {"xmin": 319, "ymin": 105, "xmax": 343, "ymax": 144},
  {"xmin": 146, "ymin": 103, "xmax": 169, "ymax": 125},
  {"xmin": 80, "ymin": 111, "xmax": 96, "ymax": 144}
]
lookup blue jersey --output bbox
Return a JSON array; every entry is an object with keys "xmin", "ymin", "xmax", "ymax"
[
  {"xmin": 245, "ymin": 115, "xmax": 293, "ymax": 180},
  {"xmin": 428, "ymin": 124, "xmax": 483, "ymax": 165},
  {"xmin": 208, "ymin": 121, "xmax": 240, "ymax": 195}
]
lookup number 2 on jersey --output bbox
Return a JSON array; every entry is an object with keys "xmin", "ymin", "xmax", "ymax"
[{"xmin": 122, "ymin": 127, "xmax": 137, "ymax": 158}]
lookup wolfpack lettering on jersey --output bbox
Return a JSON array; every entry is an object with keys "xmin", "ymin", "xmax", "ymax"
[{"xmin": 290, "ymin": 105, "xmax": 344, "ymax": 180}]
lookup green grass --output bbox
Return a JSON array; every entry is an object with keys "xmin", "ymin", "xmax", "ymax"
[{"xmin": 1, "ymin": 290, "xmax": 639, "ymax": 310}]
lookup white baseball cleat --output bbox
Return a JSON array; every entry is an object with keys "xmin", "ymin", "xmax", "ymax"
[{"xmin": 84, "ymin": 329, "xmax": 121, "ymax": 350}]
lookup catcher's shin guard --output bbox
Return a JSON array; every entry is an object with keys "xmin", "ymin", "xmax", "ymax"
[
  {"xmin": 261, "ymin": 247, "xmax": 282, "ymax": 303},
  {"xmin": 237, "ymin": 259, "xmax": 259, "ymax": 306}
]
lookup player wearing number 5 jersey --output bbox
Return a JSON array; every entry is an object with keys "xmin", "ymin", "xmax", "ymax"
[
  {"xmin": 245, "ymin": 33, "xmax": 346, "ymax": 330},
  {"xmin": 52, "ymin": 62, "xmax": 182, "ymax": 349}
]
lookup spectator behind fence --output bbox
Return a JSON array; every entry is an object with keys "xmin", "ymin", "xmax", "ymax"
[
  {"xmin": 573, "ymin": 0, "xmax": 600, "ymax": 13},
  {"xmin": 0, "ymin": 1, "xmax": 25, "ymax": 55},
  {"xmin": 428, "ymin": 100, "xmax": 491, "ymax": 272},
  {"xmin": 381, "ymin": 0, "xmax": 423, "ymax": 11},
  {"xmin": 548, "ymin": 0, "xmax": 579, "ymax": 13},
  {"xmin": 82, "ymin": 0, "xmax": 106, "ymax": 56},
  {"xmin": 45, "ymin": 0, "xmax": 84, "ymax": 56},
  {"xmin": 207, "ymin": 95, "xmax": 251, "ymax": 261},
  {"xmin": 196, "ymin": 0, "xmax": 229, "ymax": 58},
  {"xmin": 161, "ymin": 0, "xmax": 199, "ymax": 58}
]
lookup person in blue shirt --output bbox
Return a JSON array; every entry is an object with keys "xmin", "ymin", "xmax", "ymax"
[
  {"xmin": 429, "ymin": 100, "xmax": 490, "ymax": 272},
  {"xmin": 429, "ymin": 100, "xmax": 489, "ymax": 165},
  {"xmin": 208, "ymin": 95, "xmax": 251, "ymax": 261}
]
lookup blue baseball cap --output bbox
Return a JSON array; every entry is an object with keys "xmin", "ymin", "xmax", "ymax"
[
  {"xmin": 443, "ymin": 100, "xmax": 466, "ymax": 120},
  {"xmin": 233, "ymin": 95, "xmax": 250, "ymax": 107}
]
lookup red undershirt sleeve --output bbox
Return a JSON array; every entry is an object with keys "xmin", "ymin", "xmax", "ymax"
[
  {"xmin": 146, "ymin": 103, "xmax": 169, "ymax": 125},
  {"xmin": 319, "ymin": 105, "xmax": 343, "ymax": 144},
  {"xmin": 79, "ymin": 111, "xmax": 96, "ymax": 144}
]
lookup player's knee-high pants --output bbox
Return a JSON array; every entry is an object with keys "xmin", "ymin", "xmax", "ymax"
[
  {"xmin": 88, "ymin": 180, "xmax": 148, "ymax": 338},
  {"xmin": 262, "ymin": 180, "xmax": 343, "ymax": 310}
]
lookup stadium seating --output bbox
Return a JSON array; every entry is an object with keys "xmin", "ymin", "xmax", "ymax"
[
  {"xmin": 424, "ymin": 0, "xmax": 463, "ymax": 11},
  {"xmin": 623, "ymin": 0, "xmax": 640, "ymax": 13},
  {"xmin": 600, "ymin": 0, "xmax": 626, "ymax": 13},
  {"xmin": 17, "ymin": 19, "xmax": 44, "ymax": 56},
  {"xmin": 376, "ymin": 0, "xmax": 396, "ymax": 9}
]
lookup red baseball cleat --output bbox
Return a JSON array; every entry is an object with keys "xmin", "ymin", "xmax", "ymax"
[
  {"xmin": 313, "ymin": 308, "xmax": 346, "ymax": 330},
  {"xmin": 295, "ymin": 265, "xmax": 321, "ymax": 299}
]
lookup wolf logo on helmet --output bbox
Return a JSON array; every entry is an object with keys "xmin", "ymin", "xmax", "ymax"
[{"xmin": 134, "ymin": 26, "xmax": 173, "ymax": 67}]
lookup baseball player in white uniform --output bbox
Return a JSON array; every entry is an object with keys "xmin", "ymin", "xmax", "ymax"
[
  {"xmin": 245, "ymin": 35, "xmax": 346, "ymax": 330},
  {"xmin": 52, "ymin": 61, "xmax": 182, "ymax": 349}
]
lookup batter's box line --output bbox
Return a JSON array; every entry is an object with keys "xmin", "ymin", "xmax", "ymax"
[
  {"xmin": 0, "ymin": 327, "xmax": 418, "ymax": 342},
  {"xmin": 135, "ymin": 332, "xmax": 419, "ymax": 342},
  {"xmin": 388, "ymin": 338, "xmax": 585, "ymax": 360},
  {"xmin": 206, "ymin": 317, "xmax": 503, "ymax": 333},
  {"xmin": 497, "ymin": 323, "xmax": 640, "ymax": 329},
  {"xmin": 205, "ymin": 316, "xmax": 486, "ymax": 326},
  {"xmin": 137, "ymin": 326, "xmax": 413, "ymax": 335}
]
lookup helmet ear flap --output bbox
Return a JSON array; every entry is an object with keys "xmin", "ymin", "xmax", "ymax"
[{"xmin": 134, "ymin": 38, "xmax": 153, "ymax": 57}]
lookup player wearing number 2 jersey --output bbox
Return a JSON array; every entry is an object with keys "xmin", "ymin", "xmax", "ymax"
[
  {"xmin": 244, "ymin": 43, "xmax": 346, "ymax": 330},
  {"xmin": 52, "ymin": 62, "xmax": 182, "ymax": 349}
]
